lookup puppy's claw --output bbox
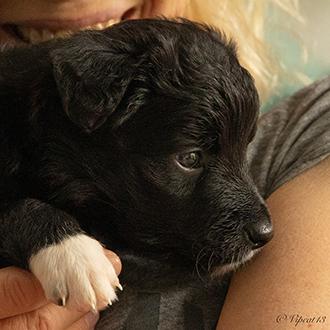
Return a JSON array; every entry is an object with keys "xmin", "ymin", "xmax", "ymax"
[
  {"xmin": 108, "ymin": 299, "xmax": 113, "ymax": 306},
  {"xmin": 116, "ymin": 283, "xmax": 123, "ymax": 291},
  {"xmin": 58, "ymin": 296, "xmax": 66, "ymax": 307}
]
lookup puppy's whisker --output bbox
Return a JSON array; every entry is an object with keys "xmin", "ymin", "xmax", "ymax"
[
  {"xmin": 194, "ymin": 247, "xmax": 204, "ymax": 271},
  {"xmin": 191, "ymin": 239, "xmax": 201, "ymax": 257},
  {"xmin": 207, "ymin": 251, "xmax": 215, "ymax": 273},
  {"xmin": 195, "ymin": 247, "xmax": 209, "ymax": 283},
  {"xmin": 230, "ymin": 254, "xmax": 235, "ymax": 268}
]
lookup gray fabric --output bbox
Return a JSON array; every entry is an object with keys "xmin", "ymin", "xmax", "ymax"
[
  {"xmin": 249, "ymin": 76, "xmax": 330, "ymax": 199},
  {"xmin": 98, "ymin": 76, "xmax": 330, "ymax": 329},
  {"xmin": 97, "ymin": 276, "xmax": 230, "ymax": 330}
]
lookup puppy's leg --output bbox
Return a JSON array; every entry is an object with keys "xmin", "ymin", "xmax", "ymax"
[{"xmin": 0, "ymin": 199, "xmax": 121, "ymax": 311}]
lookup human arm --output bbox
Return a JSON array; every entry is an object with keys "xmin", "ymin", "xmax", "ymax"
[{"xmin": 217, "ymin": 156, "xmax": 330, "ymax": 329}]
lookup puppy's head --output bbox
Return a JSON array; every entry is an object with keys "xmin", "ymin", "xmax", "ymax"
[{"xmin": 52, "ymin": 18, "xmax": 273, "ymax": 274}]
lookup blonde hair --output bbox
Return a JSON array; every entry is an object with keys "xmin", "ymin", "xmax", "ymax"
[{"xmin": 181, "ymin": 0, "xmax": 306, "ymax": 103}]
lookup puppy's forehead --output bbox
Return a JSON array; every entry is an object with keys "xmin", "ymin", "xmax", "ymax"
[
  {"xmin": 108, "ymin": 19, "xmax": 259, "ymax": 149},
  {"xmin": 117, "ymin": 22, "xmax": 258, "ymax": 98},
  {"xmin": 118, "ymin": 94, "xmax": 257, "ymax": 156}
]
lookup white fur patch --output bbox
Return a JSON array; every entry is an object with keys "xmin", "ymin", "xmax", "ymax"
[
  {"xmin": 29, "ymin": 234, "xmax": 121, "ymax": 311},
  {"xmin": 212, "ymin": 249, "xmax": 258, "ymax": 277}
]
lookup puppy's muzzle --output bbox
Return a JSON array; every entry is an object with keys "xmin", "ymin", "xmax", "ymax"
[{"xmin": 244, "ymin": 204, "xmax": 274, "ymax": 249}]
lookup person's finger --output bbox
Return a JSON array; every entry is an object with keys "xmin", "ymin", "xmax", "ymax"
[
  {"xmin": 0, "ymin": 267, "xmax": 47, "ymax": 319},
  {"xmin": 0, "ymin": 302, "xmax": 90, "ymax": 330},
  {"xmin": 67, "ymin": 311, "xmax": 100, "ymax": 330},
  {"xmin": 104, "ymin": 249, "xmax": 122, "ymax": 275},
  {"xmin": 38, "ymin": 303, "xmax": 92, "ymax": 330}
]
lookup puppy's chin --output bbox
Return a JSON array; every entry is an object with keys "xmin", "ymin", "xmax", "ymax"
[{"xmin": 211, "ymin": 249, "xmax": 259, "ymax": 278}]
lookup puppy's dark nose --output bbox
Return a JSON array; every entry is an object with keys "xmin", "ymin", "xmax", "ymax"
[{"xmin": 244, "ymin": 222, "xmax": 274, "ymax": 249}]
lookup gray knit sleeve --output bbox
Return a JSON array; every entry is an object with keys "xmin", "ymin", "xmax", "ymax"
[{"xmin": 248, "ymin": 76, "xmax": 330, "ymax": 199}]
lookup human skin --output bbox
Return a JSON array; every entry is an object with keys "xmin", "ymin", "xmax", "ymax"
[
  {"xmin": 0, "ymin": 0, "xmax": 186, "ymax": 46},
  {"xmin": 217, "ymin": 156, "xmax": 330, "ymax": 329}
]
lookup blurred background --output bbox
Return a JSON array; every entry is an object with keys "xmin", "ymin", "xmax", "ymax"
[
  {"xmin": 301, "ymin": 0, "xmax": 330, "ymax": 67},
  {"xmin": 261, "ymin": 0, "xmax": 330, "ymax": 112}
]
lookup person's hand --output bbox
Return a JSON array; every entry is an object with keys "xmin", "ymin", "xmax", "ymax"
[{"xmin": 0, "ymin": 249, "xmax": 122, "ymax": 330}]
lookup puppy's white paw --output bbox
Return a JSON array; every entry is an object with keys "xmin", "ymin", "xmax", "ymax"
[{"xmin": 29, "ymin": 234, "xmax": 121, "ymax": 311}]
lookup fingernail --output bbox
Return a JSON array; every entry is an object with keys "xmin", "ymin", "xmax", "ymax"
[{"xmin": 85, "ymin": 311, "xmax": 99, "ymax": 330}]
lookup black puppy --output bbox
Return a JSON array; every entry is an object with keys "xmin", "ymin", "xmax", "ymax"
[{"xmin": 0, "ymin": 18, "xmax": 273, "ymax": 315}]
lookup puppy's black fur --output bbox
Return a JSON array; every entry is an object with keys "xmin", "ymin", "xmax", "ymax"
[{"xmin": 0, "ymin": 18, "xmax": 273, "ymax": 325}]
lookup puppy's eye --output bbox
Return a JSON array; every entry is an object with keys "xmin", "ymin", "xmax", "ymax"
[{"xmin": 176, "ymin": 152, "xmax": 201, "ymax": 170}]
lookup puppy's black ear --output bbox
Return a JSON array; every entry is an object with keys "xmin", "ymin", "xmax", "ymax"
[{"xmin": 51, "ymin": 32, "xmax": 136, "ymax": 133}]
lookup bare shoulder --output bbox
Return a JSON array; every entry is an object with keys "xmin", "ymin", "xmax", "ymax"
[{"xmin": 217, "ymin": 156, "xmax": 330, "ymax": 329}]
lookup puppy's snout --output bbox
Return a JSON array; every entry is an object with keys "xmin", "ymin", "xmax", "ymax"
[
  {"xmin": 244, "ymin": 221, "xmax": 274, "ymax": 249},
  {"xmin": 244, "ymin": 202, "xmax": 273, "ymax": 249}
]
